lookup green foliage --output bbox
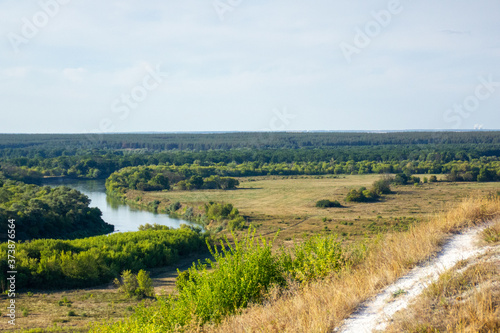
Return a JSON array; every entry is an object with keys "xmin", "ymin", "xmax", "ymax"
[
  {"xmin": 345, "ymin": 187, "xmax": 379, "ymax": 203},
  {"xmin": 94, "ymin": 231, "xmax": 355, "ymax": 332},
  {"xmin": 315, "ymin": 199, "xmax": 342, "ymax": 208},
  {"xmin": 115, "ymin": 270, "xmax": 138, "ymax": 298},
  {"xmin": 2, "ymin": 136, "xmax": 500, "ymax": 185},
  {"xmin": 115, "ymin": 269, "xmax": 154, "ymax": 298},
  {"xmin": 228, "ymin": 216, "xmax": 246, "ymax": 231},
  {"xmin": 168, "ymin": 201, "xmax": 181, "ymax": 212},
  {"xmin": 0, "ymin": 175, "xmax": 113, "ymax": 240},
  {"xmin": 281, "ymin": 234, "xmax": 345, "ymax": 283},
  {"xmin": 153, "ymin": 231, "xmax": 286, "ymax": 328},
  {"xmin": 0, "ymin": 228, "xmax": 206, "ymax": 291},
  {"xmin": 136, "ymin": 270, "xmax": 155, "ymax": 297},
  {"xmin": 371, "ymin": 177, "xmax": 392, "ymax": 195},
  {"xmin": 203, "ymin": 202, "xmax": 244, "ymax": 231},
  {"xmin": 393, "ymin": 173, "xmax": 409, "ymax": 185},
  {"xmin": 204, "ymin": 202, "xmax": 239, "ymax": 221},
  {"xmin": 138, "ymin": 223, "xmax": 170, "ymax": 231},
  {"xmin": 106, "ymin": 166, "xmax": 240, "ymax": 194}
]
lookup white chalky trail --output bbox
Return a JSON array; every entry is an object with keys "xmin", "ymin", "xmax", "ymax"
[{"xmin": 336, "ymin": 223, "xmax": 493, "ymax": 333}]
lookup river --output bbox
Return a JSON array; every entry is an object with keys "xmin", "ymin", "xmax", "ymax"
[{"xmin": 41, "ymin": 178, "xmax": 197, "ymax": 233}]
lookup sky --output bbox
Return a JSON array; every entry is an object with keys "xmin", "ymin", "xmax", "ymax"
[{"xmin": 1, "ymin": 0, "xmax": 499, "ymax": 133}]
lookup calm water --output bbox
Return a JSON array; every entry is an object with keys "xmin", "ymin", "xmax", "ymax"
[{"xmin": 41, "ymin": 178, "xmax": 196, "ymax": 233}]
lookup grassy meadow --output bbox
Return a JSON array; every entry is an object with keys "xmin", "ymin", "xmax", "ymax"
[{"xmin": 124, "ymin": 174, "xmax": 500, "ymax": 243}]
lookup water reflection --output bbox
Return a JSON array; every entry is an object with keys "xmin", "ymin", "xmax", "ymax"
[{"xmin": 41, "ymin": 178, "xmax": 197, "ymax": 233}]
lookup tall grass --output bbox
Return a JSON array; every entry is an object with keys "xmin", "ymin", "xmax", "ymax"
[{"xmin": 207, "ymin": 196, "xmax": 500, "ymax": 332}]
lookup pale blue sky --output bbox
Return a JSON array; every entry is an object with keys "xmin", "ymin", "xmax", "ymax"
[{"xmin": 1, "ymin": 0, "xmax": 499, "ymax": 133}]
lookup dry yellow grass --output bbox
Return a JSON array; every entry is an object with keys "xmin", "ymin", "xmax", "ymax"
[
  {"xmin": 202, "ymin": 197, "xmax": 500, "ymax": 333},
  {"xmin": 386, "ymin": 243, "xmax": 500, "ymax": 332}
]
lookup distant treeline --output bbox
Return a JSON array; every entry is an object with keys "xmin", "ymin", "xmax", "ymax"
[
  {"xmin": 0, "ymin": 131, "xmax": 499, "ymax": 153},
  {"xmin": 4, "ymin": 157, "xmax": 499, "ymax": 186},
  {"xmin": 1, "ymin": 132, "xmax": 498, "ymax": 183},
  {"xmin": 0, "ymin": 226, "xmax": 206, "ymax": 290},
  {"xmin": 0, "ymin": 173, "xmax": 113, "ymax": 241},
  {"xmin": 1, "ymin": 147, "xmax": 500, "ymax": 181}
]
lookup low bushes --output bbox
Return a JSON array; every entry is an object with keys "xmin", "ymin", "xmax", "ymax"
[
  {"xmin": 345, "ymin": 187, "xmax": 379, "ymax": 202},
  {"xmin": 315, "ymin": 199, "xmax": 342, "ymax": 208},
  {"xmin": 91, "ymin": 231, "xmax": 351, "ymax": 332},
  {"xmin": 345, "ymin": 177, "xmax": 393, "ymax": 203},
  {"xmin": 114, "ymin": 269, "xmax": 155, "ymax": 298}
]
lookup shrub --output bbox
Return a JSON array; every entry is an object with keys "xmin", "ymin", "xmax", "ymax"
[
  {"xmin": 345, "ymin": 187, "xmax": 379, "ymax": 202},
  {"xmin": 115, "ymin": 269, "xmax": 155, "ymax": 298},
  {"xmin": 136, "ymin": 270, "xmax": 155, "ymax": 297},
  {"xmin": 393, "ymin": 173, "xmax": 409, "ymax": 185},
  {"xmin": 142, "ymin": 231, "xmax": 286, "ymax": 329},
  {"xmin": 115, "ymin": 270, "xmax": 138, "ymax": 298},
  {"xmin": 372, "ymin": 178, "xmax": 392, "ymax": 195},
  {"xmin": 281, "ymin": 234, "xmax": 345, "ymax": 283},
  {"xmin": 169, "ymin": 201, "xmax": 181, "ymax": 212},
  {"xmin": 429, "ymin": 175, "xmax": 438, "ymax": 182},
  {"xmin": 228, "ymin": 216, "xmax": 246, "ymax": 230},
  {"xmin": 410, "ymin": 176, "xmax": 421, "ymax": 184},
  {"xmin": 315, "ymin": 200, "xmax": 342, "ymax": 208}
]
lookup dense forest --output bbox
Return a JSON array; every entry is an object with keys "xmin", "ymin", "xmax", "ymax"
[
  {"xmin": 1, "ymin": 131, "xmax": 499, "ymax": 152},
  {"xmin": 0, "ymin": 173, "xmax": 113, "ymax": 241},
  {"xmin": 1, "ymin": 146, "xmax": 500, "ymax": 183}
]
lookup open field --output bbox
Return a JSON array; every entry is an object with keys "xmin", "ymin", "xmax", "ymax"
[
  {"xmin": 125, "ymin": 174, "xmax": 500, "ymax": 243},
  {"xmin": 0, "ymin": 287, "xmax": 144, "ymax": 332}
]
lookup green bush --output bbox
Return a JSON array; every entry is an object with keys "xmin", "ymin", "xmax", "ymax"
[
  {"xmin": 228, "ymin": 216, "xmax": 246, "ymax": 230},
  {"xmin": 138, "ymin": 231, "xmax": 287, "ymax": 329},
  {"xmin": 345, "ymin": 187, "xmax": 379, "ymax": 202},
  {"xmin": 393, "ymin": 173, "xmax": 409, "ymax": 185},
  {"xmin": 372, "ymin": 177, "xmax": 392, "ymax": 195},
  {"xmin": 115, "ymin": 270, "xmax": 139, "ymax": 298},
  {"xmin": 136, "ymin": 270, "xmax": 155, "ymax": 297},
  {"xmin": 281, "ymin": 234, "xmax": 345, "ymax": 283},
  {"xmin": 115, "ymin": 269, "xmax": 155, "ymax": 298},
  {"xmin": 315, "ymin": 199, "xmax": 342, "ymax": 208}
]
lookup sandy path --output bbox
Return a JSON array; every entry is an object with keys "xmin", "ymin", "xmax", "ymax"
[{"xmin": 336, "ymin": 223, "xmax": 492, "ymax": 333}]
